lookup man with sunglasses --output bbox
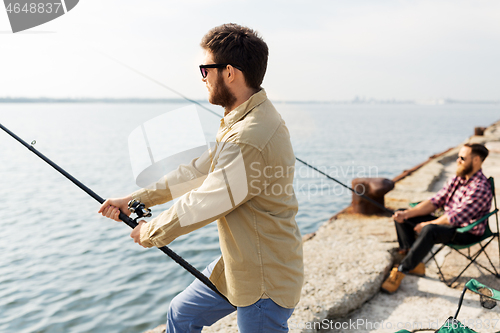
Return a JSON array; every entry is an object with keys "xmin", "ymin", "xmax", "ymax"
[
  {"xmin": 99, "ymin": 24, "xmax": 303, "ymax": 332},
  {"xmin": 381, "ymin": 143, "xmax": 492, "ymax": 293}
]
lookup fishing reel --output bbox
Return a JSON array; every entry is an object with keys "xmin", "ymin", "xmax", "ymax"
[{"xmin": 128, "ymin": 199, "xmax": 152, "ymax": 222}]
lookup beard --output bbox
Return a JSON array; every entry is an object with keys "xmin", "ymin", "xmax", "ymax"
[
  {"xmin": 456, "ymin": 161, "xmax": 473, "ymax": 178},
  {"xmin": 209, "ymin": 73, "xmax": 237, "ymax": 112}
]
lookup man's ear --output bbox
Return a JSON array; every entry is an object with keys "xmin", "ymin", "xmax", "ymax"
[
  {"xmin": 226, "ymin": 65, "xmax": 236, "ymax": 83},
  {"xmin": 473, "ymin": 154, "xmax": 482, "ymax": 166}
]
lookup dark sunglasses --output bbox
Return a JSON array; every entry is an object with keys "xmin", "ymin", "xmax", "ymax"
[{"xmin": 199, "ymin": 64, "xmax": 243, "ymax": 78}]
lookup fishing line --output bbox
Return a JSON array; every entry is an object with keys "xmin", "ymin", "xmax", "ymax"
[
  {"xmin": 97, "ymin": 51, "xmax": 222, "ymax": 119},
  {"xmin": 0, "ymin": 122, "xmax": 234, "ymax": 307},
  {"xmin": 99, "ymin": 52, "xmax": 394, "ymax": 215},
  {"xmin": 295, "ymin": 157, "xmax": 394, "ymax": 214}
]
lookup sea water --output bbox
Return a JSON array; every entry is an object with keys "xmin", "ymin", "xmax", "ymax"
[{"xmin": 0, "ymin": 102, "xmax": 498, "ymax": 332}]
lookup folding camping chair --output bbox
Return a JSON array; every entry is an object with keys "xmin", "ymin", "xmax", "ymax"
[
  {"xmin": 416, "ymin": 177, "xmax": 500, "ymax": 286},
  {"xmin": 394, "ymin": 278, "xmax": 500, "ymax": 333}
]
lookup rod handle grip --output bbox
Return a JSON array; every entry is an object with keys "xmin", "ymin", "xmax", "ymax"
[{"xmin": 119, "ymin": 211, "xmax": 138, "ymax": 229}]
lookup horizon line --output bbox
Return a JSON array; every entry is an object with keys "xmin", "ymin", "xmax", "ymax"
[{"xmin": 0, "ymin": 96, "xmax": 499, "ymax": 105}]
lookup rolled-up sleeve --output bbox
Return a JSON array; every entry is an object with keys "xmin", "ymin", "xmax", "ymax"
[{"xmin": 446, "ymin": 184, "xmax": 492, "ymax": 227}]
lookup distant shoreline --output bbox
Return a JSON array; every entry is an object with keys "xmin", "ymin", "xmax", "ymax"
[{"xmin": 1, "ymin": 97, "xmax": 499, "ymax": 105}]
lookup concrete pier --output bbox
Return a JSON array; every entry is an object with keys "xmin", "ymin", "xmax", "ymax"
[{"xmin": 145, "ymin": 120, "xmax": 500, "ymax": 333}]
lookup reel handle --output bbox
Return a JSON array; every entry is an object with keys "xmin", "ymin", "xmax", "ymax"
[{"xmin": 128, "ymin": 199, "xmax": 152, "ymax": 221}]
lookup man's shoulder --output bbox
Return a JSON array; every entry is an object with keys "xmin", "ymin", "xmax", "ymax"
[
  {"xmin": 474, "ymin": 170, "xmax": 489, "ymax": 182},
  {"xmin": 470, "ymin": 170, "xmax": 491, "ymax": 191},
  {"xmin": 230, "ymin": 99, "xmax": 285, "ymax": 150}
]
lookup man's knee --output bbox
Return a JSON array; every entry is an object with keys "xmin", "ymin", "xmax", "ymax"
[
  {"xmin": 167, "ymin": 294, "xmax": 202, "ymax": 333},
  {"xmin": 168, "ymin": 292, "xmax": 199, "ymax": 324},
  {"xmin": 419, "ymin": 223, "xmax": 442, "ymax": 240},
  {"xmin": 167, "ymin": 294, "xmax": 184, "ymax": 323}
]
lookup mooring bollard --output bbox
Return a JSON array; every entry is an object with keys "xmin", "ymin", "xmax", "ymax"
[
  {"xmin": 475, "ymin": 127, "xmax": 486, "ymax": 136},
  {"xmin": 351, "ymin": 178, "xmax": 394, "ymax": 215}
]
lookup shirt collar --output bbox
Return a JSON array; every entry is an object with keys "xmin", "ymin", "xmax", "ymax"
[
  {"xmin": 222, "ymin": 89, "xmax": 267, "ymax": 129},
  {"xmin": 469, "ymin": 169, "xmax": 484, "ymax": 182},
  {"xmin": 458, "ymin": 169, "xmax": 484, "ymax": 185}
]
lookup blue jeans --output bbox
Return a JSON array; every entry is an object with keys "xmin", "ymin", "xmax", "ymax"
[{"xmin": 166, "ymin": 258, "xmax": 294, "ymax": 333}]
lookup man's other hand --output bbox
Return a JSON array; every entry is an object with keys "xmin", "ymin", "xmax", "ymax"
[
  {"xmin": 130, "ymin": 220, "xmax": 147, "ymax": 247},
  {"xmin": 414, "ymin": 222, "xmax": 430, "ymax": 234}
]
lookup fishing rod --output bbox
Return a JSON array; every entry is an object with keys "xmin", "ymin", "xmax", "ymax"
[
  {"xmin": 100, "ymin": 53, "xmax": 395, "ymax": 215},
  {"xmin": 0, "ymin": 122, "xmax": 234, "ymax": 307}
]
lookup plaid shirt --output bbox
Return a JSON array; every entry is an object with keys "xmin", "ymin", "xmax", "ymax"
[{"xmin": 430, "ymin": 169, "xmax": 492, "ymax": 236}]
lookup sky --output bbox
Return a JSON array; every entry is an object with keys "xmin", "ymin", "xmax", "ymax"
[{"xmin": 0, "ymin": 0, "xmax": 499, "ymax": 102}]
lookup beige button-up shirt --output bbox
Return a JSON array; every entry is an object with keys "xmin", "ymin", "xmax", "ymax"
[{"xmin": 131, "ymin": 89, "xmax": 303, "ymax": 308}]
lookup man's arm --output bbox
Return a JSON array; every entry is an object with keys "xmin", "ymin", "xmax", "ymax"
[
  {"xmin": 446, "ymin": 183, "xmax": 492, "ymax": 228},
  {"xmin": 134, "ymin": 142, "xmax": 274, "ymax": 248},
  {"xmin": 393, "ymin": 200, "xmax": 436, "ymax": 223},
  {"xmin": 98, "ymin": 148, "xmax": 213, "ymax": 221},
  {"xmin": 413, "ymin": 213, "xmax": 450, "ymax": 233},
  {"xmin": 392, "ymin": 200, "xmax": 450, "ymax": 233}
]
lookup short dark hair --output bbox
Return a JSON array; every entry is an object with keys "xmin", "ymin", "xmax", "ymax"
[
  {"xmin": 200, "ymin": 23, "xmax": 269, "ymax": 90},
  {"xmin": 464, "ymin": 143, "xmax": 489, "ymax": 161}
]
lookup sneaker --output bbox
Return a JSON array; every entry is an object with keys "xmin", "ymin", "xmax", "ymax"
[
  {"xmin": 381, "ymin": 268, "xmax": 406, "ymax": 293},
  {"xmin": 408, "ymin": 262, "xmax": 425, "ymax": 277}
]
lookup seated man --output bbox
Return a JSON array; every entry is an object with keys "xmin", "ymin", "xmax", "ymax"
[{"xmin": 382, "ymin": 143, "xmax": 492, "ymax": 293}]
